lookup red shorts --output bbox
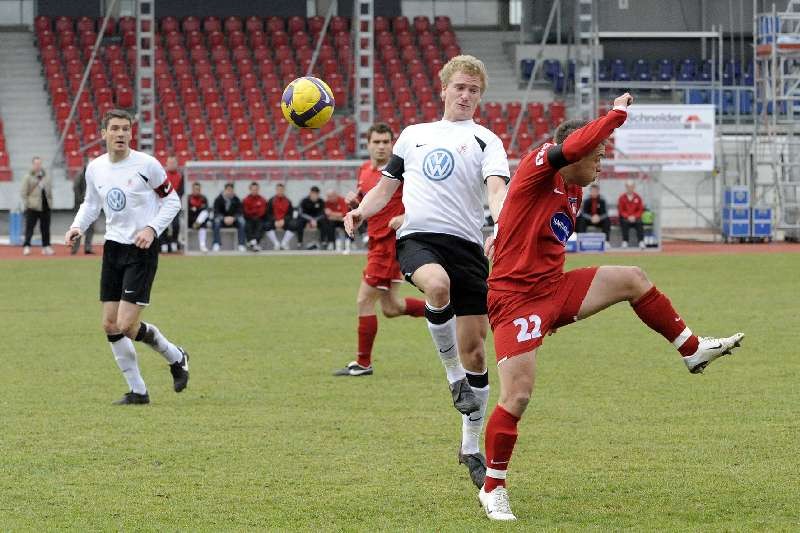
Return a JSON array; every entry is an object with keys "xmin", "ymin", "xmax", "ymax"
[
  {"xmin": 488, "ymin": 267, "xmax": 598, "ymax": 362},
  {"xmin": 362, "ymin": 240, "xmax": 403, "ymax": 291}
]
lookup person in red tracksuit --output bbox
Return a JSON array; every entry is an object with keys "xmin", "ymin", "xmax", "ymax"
[
  {"xmin": 243, "ymin": 181, "xmax": 268, "ymax": 251},
  {"xmin": 265, "ymin": 183, "xmax": 296, "ymax": 250},
  {"xmin": 477, "ymin": 93, "xmax": 744, "ymax": 521},
  {"xmin": 617, "ymin": 179, "xmax": 646, "ymax": 248}
]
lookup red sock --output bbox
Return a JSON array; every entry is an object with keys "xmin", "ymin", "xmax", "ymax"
[
  {"xmin": 632, "ymin": 286, "xmax": 699, "ymax": 356},
  {"xmin": 484, "ymin": 404, "xmax": 520, "ymax": 493},
  {"xmin": 403, "ymin": 298, "xmax": 426, "ymax": 317},
  {"xmin": 356, "ymin": 315, "xmax": 378, "ymax": 367}
]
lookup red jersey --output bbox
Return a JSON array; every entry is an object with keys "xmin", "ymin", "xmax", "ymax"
[
  {"xmin": 268, "ymin": 195, "xmax": 291, "ymax": 220},
  {"xmin": 357, "ymin": 161, "xmax": 404, "ymax": 241},
  {"xmin": 166, "ymin": 170, "xmax": 183, "ymax": 197},
  {"xmin": 325, "ymin": 195, "xmax": 348, "ymax": 216},
  {"xmin": 618, "ymin": 192, "xmax": 644, "ymax": 219},
  {"xmin": 243, "ymin": 193, "xmax": 267, "ymax": 219},
  {"xmin": 489, "ymin": 109, "xmax": 628, "ymax": 293}
]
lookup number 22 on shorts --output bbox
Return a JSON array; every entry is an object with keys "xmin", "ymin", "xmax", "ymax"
[{"xmin": 513, "ymin": 314, "xmax": 542, "ymax": 343}]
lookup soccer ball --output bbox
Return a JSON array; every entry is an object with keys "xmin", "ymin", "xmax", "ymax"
[{"xmin": 280, "ymin": 76, "xmax": 335, "ymax": 129}]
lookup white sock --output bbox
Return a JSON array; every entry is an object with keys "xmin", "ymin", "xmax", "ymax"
[
  {"xmin": 198, "ymin": 228, "xmax": 207, "ymax": 247},
  {"xmin": 140, "ymin": 322, "xmax": 182, "ymax": 364},
  {"xmin": 461, "ymin": 373, "xmax": 490, "ymax": 455},
  {"xmin": 109, "ymin": 336, "xmax": 147, "ymax": 394},
  {"xmin": 281, "ymin": 230, "xmax": 295, "ymax": 247},
  {"xmin": 267, "ymin": 229, "xmax": 280, "ymax": 248},
  {"xmin": 426, "ymin": 302, "xmax": 466, "ymax": 384}
]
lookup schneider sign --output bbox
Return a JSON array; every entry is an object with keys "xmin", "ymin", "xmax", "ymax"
[{"xmin": 613, "ymin": 104, "xmax": 715, "ymax": 171}]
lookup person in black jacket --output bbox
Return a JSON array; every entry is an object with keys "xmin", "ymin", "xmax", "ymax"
[
  {"xmin": 576, "ymin": 183, "xmax": 611, "ymax": 242},
  {"xmin": 294, "ymin": 185, "xmax": 331, "ymax": 250},
  {"xmin": 71, "ymin": 163, "xmax": 95, "ymax": 254},
  {"xmin": 211, "ymin": 182, "xmax": 246, "ymax": 252}
]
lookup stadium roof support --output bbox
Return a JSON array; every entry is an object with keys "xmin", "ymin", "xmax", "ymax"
[
  {"xmin": 354, "ymin": 0, "xmax": 374, "ymax": 157},
  {"xmin": 135, "ymin": 0, "xmax": 155, "ymax": 155}
]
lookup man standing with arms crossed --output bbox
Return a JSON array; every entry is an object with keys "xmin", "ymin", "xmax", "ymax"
[
  {"xmin": 333, "ymin": 122, "xmax": 426, "ymax": 377},
  {"xmin": 345, "ymin": 56, "xmax": 510, "ymax": 487},
  {"xmin": 65, "ymin": 109, "xmax": 189, "ymax": 405}
]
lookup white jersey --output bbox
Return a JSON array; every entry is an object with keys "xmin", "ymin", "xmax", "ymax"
[
  {"xmin": 383, "ymin": 119, "xmax": 509, "ymax": 245},
  {"xmin": 71, "ymin": 150, "xmax": 180, "ymax": 245}
]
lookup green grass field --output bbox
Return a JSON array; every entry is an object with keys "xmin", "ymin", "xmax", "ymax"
[{"xmin": 1, "ymin": 251, "xmax": 798, "ymax": 531}]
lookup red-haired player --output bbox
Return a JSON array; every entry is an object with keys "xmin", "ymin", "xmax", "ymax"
[{"xmin": 478, "ymin": 93, "xmax": 744, "ymax": 520}]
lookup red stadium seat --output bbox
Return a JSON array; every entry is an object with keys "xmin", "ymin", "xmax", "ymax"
[
  {"xmin": 38, "ymin": 30, "xmax": 55, "ymax": 47},
  {"xmin": 207, "ymin": 31, "xmax": 224, "ymax": 48},
  {"xmin": 287, "ymin": 16, "xmax": 305, "ymax": 33},
  {"xmin": 229, "ymin": 31, "xmax": 246, "ymax": 49},
  {"xmin": 116, "ymin": 87, "xmax": 133, "ymax": 108},
  {"xmin": 527, "ymin": 102, "xmax": 544, "ymax": 119},
  {"xmin": 34, "ymin": 15, "xmax": 51, "ymax": 32},
  {"xmin": 228, "ymin": 102, "xmax": 245, "ymax": 121},
  {"xmin": 203, "ymin": 16, "xmax": 222, "ymax": 33},
  {"xmin": 210, "ymin": 117, "xmax": 227, "ymax": 136},
  {"xmin": 393, "ymin": 16, "xmax": 410, "ymax": 33},
  {"xmin": 237, "ymin": 135, "xmax": 253, "ymax": 152},
  {"xmin": 186, "ymin": 30, "xmax": 203, "ymax": 47},
  {"xmin": 118, "ymin": 16, "xmax": 136, "ymax": 33},
  {"xmin": 216, "ymin": 134, "xmax": 232, "ymax": 153},
  {"xmin": 182, "ymin": 16, "xmax": 200, "ymax": 33},
  {"xmin": 55, "ymin": 16, "xmax": 73, "ymax": 33},
  {"xmin": 245, "ymin": 16, "xmax": 262, "ymax": 33},
  {"xmin": 160, "ymin": 17, "xmax": 179, "ymax": 33},
  {"xmin": 266, "ymin": 16, "xmax": 284, "ymax": 33},
  {"xmin": 224, "ymin": 16, "xmax": 243, "ymax": 33},
  {"xmin": 434, "ymin": 16, "xmax": 452, "ymax": 32}
]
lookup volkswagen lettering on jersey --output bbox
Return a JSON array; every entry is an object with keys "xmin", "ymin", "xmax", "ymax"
[
  {"xmin": 422, "ymin": 148, "xmax": 455, "ymax": 181},
  {"xmin": 106, "ymin": 187, "xmax": 127, "ymax": 212},
  {"xmin": 550, "ymin": 211, "xmax": 573, "ymax": 245}
]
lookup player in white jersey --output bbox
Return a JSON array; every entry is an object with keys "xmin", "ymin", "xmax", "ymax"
[
  {"xmin": 65, "ymin": 109, "xmax": 189, "ymax": 405},
  {"xmin": 344, "ymin": 55, "xmax": 510, "ymax": 489}
]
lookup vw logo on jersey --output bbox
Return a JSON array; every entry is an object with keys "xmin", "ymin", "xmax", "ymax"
[
  {"xmin": 106, "ymin": 187, "xmax": 127, "ymax": 212},
  {"xmin": 550, "ymin": 211, "xmax": 573, "ymax": 245},
  {"xmin": 422, "ymin": 148, "xmax": 455, "ymax": 181}
]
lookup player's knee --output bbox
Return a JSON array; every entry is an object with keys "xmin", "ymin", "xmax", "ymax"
[
  {"xmin": 507, "ymin": 390, "xmax": 532, "ymax": 415},
  {"xmin": 424, "ymin": 278, "xmax": 450, "ymax": 305},
  {"xmin": 626, "ymin": 266, "xmax": 652, "ymax": 295},
  {"xmin": 102, "ymin": 319, "xmax": 119, "ymax": 335},
  {"xmin": 460, "ymin": 343, "xmax": 485, "ymax": 370},
  {"xmin": 116, "ymin": 319, "xmax": 137, "ymax": 338},
  {"xmin": 381, "ymin": 303, "xmax": 403, "ymax": 318}
]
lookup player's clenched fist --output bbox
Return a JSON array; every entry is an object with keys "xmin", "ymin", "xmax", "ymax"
[{"xmin": 614, "ymin": 92, "xmax": 634, "ymax": 109}]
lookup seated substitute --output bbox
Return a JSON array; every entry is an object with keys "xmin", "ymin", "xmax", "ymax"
[
  {"xmin": 324, "ymin": 189, "xmax": 351, "ymax": 252},
  {"xmin": 211, "ymin": 182, "xmax": 246, "ymax": 252},
  {"xmin": 187, "ymin": 182, "xmax": 212, "ymax": 252},
  {"xmin": 265, "ymin": 183, "xmax": 296, "ymax": 250},
  {"xmin": 296, "ymin": 185, "xmax": 330, "ymax": 250},
  {"xmin": 618, "ymin": 179, "xmax": 646, "ymax": 249},
  {"xmin": 576, "ymin": 183, "xmax": 611, "ymax": 243},
  {"xmin": 243, "ymin": 181, "xmax": 268, "ymax": 251}
]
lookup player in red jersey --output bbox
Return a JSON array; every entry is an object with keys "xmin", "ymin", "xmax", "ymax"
[
  {"xmin": 333, "ymin": 123, "xmax": 426, "ymax": 376},
  {"xmin": 477, "ymin": 93, "xmax": 745, "ymax": 520}
]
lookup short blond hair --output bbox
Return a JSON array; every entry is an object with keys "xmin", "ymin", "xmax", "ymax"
[{"xmin": 438, "ymin": 55, "xmax": 488, "ymax": 94}]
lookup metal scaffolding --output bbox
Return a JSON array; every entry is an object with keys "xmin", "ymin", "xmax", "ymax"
[
  {"xmin": 135, "ymin": 0, "xmax": 155, "ymax": 155},
  {"xmin": 752, "ymin": 0, "xmax": 800, "ymax": 237},
  {"xmin": 353, "ymin": 0, "xmax": 374, "ymax": 157}
]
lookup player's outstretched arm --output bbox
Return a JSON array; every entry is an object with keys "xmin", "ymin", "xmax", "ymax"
[
  {"xmin": 486, "ymin": 175, "xmax": 508, "ymax": 224},
  {"xmin": 343, "ymin": 176, "xmax": 400, "ymax": 236},
  {"xmin": 561, "ymin": 92, "xmax": 633, "ymax": 163}
]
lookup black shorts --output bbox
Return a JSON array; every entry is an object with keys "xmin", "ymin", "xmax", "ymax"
[
  {"xmin": 396, "ymin": 232, "xmax": 489, "ymax": 316},
  {"xmin": 100, "ymin": 240, "xmax": 159, "ymax": 305}
]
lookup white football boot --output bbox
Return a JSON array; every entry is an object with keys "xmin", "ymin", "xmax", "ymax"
[
  {"xmin": 478, "ymin": 486, "xmax": 516, "ymax": 521},
  {"xmin": 683, "ymin": 333, "xmax": 744, "ymax": 374}
]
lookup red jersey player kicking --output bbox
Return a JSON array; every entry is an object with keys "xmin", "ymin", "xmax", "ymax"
[
  {"xmin": 334, "ymin": 123, "xmax": 426, "ymax": 376},
  {"xmin": 478, "ymin": 93, "xmax": 744, "ymax": 520}
]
